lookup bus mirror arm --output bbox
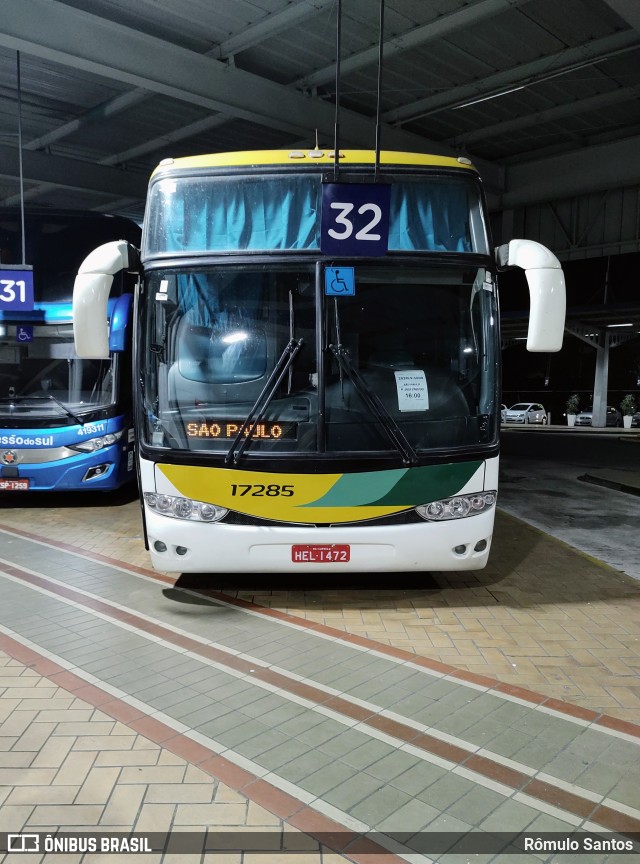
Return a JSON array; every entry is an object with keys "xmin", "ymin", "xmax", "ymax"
[
  {"xmin": 495, "ymin": 239, "xmax": 566, "ymax": 353},
  {"xmin": 73, "ymin": 240, "xmax": 140, "ymax": 359}
]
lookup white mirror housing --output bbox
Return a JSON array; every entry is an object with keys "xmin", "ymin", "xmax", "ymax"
[
  {"xmin": 73, "ymin": 240, "xmax": 134, "ymax": 359},
  {"xmin": 496, "ymin": 239, "xmax": 566, "ymax": 352}
]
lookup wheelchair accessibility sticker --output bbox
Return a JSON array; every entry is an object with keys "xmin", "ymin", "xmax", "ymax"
[
  {"xmin": 325, "ymin": 267, "xmax": 355, "ymax": 296},
  {"xmin": 16, "ymin": 325, "xmax": 33, "ymax": 343}
]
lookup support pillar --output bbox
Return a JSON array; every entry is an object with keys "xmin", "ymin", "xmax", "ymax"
[{"xmin": 591, "ymin": 331, "xmax": 610, "ymax": 427}]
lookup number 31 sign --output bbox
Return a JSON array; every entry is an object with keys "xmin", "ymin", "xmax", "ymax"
[
  {"xmin": 0, "ymin": 267, "xmax": 34, "ymax": 311},
  {"xmin": 321, "ymin": 183, "xmax": 391, "ymax": 256}
]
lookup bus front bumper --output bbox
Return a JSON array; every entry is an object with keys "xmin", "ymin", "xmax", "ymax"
[
  {"xmin": 0, "ymin": 443, "xmax": 133, "ymax": 491},
  {"xmin": 144, "ymin": 507, "xmax": 495, "ymax": 573}
]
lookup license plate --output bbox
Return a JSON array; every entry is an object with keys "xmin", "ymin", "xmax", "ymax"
[
  {"xmin": 0, "ymin": 478, "xmax": 30, "ymax": 491},
  {"xmin": 291, "ymin": 544, "xmax": 350, "ymax": 563}
]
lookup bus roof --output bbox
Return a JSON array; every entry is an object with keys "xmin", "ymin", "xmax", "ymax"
[{"xmin": 151, "ymin": 149, "xmax": 478, "ymax": 176}]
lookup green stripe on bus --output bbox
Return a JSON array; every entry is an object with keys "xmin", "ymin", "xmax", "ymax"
[{"xmin": 303, "ymin": 461, "xmax": 482, "ymax": 508}]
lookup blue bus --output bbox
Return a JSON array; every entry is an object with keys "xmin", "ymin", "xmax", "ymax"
[{"xmin": 0, "ymin": 209, "xmax": 141, "ymax": 492}]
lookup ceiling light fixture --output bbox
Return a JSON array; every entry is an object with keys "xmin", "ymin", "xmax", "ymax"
[
  {"xmin": 451, "ymin": 56, "xmax": 609, "ymax": 111},
  {"xmin": 452, "ymin": 85, "xmax": 525, "ymax": 110}
]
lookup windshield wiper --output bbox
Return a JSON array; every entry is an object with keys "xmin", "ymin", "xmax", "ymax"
[
  {"xmin": 0, "ymin": 393, "xmax": 85, "ymax": 426},
  {"xmin": 225, "ymin": 337, "xmax": 304, "ymax": 465},
  {"xmin": 328, "ymin": 343, "xmax": 418, "ymax": 467},
  {"xmin": 46, "ymin": 394, "xmax": 85, "ymax": 426}
]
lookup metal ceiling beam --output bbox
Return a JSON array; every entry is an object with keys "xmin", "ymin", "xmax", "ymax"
[
  {"xmin": 295, "ymin": 0, "xmax": 531, "ymax": 90},
  {"xmin": 0, "ymin": 0, "xmax": 446, "ymax": 155},
  {"xmin": 215, "ymin": 0, "xmax": 335, "ymax": 60},
  {"xmin": 502, "ymin": 134, "xmax": 640, "ymax": 208},
  {"xmin": 0, "ymin": 0, "xmax": 335, "ymax": 207},
  {"xmin": 450, "ymin": 84, "xmax": 640, "ymax": 147},
  {"xmin": 0, "ymin": 144, "xmax": 148, "ymax": 198},
  {"xmin": 0, "ymin": 113, "xmax": 227, "ymax": 208},
  {"xmin": 19, "ymin": 0, "xmax": 335, "ymax": 160},
  {"xmin": 383, "ymin": 30, "xmax": 640, "ymax": 125},
  {"xmin": 601, "ymin": 0, "xmax": 640, "ymax": 32},
  {"xmin": 23, "ymin": 89, "xmax": 149, "ymax": 152}
]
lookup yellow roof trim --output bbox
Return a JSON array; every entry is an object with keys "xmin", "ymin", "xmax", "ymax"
[{"xmin": 151, "ymin": 149, "xmax": 477, "ymax": 177}]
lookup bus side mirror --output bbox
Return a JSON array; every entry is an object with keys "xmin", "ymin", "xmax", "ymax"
[
  {"xmin": 496, "ymin": 239, "xmax": 566, "ymax": 352},
  {"xmin": 73, "ymin": 240, "xmax": 138, "ymax": 358}
]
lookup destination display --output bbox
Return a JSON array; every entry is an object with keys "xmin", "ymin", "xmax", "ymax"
[{"xmin": 185, "ymin": 420, "xmax": 297, "ymax": 440}]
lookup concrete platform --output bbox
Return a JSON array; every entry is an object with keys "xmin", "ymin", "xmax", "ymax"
[{"xmin": 0, "ymin": 488, "xmax": 639, "ymax": 862}]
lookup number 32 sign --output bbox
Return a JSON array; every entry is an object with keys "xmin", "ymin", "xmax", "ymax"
[{"xmin": 321, "ymin": 183, "xmax": 391, "ymax": 256}]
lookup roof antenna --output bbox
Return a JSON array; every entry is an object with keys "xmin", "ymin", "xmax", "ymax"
[
  {"xmin": 374, "ymin": 0, "xmax": 385, "ymax": 179},
  {"xmin": 333, "ymin": 0, "xmax": 342, "ymax": 181},
  {"xmin": 16, "ymin": 51, "xmax": 26, "ymax": 265},
  {"xmin": 309, "ymin": 129, "xmax": 323, "ymax": 158}
]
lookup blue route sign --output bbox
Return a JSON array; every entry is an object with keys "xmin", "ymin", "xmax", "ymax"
[{"xmin": 321, "ymin": 183, "xmax": 391, "ymax": 256}]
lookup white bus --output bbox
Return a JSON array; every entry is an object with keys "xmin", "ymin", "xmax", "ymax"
[{"xmin": 73, "ymin": 149, "xmax": 565, "ymax": 572}]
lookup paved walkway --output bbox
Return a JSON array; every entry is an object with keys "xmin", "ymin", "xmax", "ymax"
[{"xmin": 0, "ymin": 490, "xmax": 639, "ymax": 862}]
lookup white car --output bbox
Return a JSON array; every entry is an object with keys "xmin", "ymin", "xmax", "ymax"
[
  {"xmin": 575, "ymin": 406, "xmax": 622, "ymax": 427},
  {"xmin": 504, "ymin": 402, "xmax": 548, "ymax": 424}
]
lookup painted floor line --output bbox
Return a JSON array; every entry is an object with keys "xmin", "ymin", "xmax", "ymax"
[
  {"xmin": 0, "ymin": 561, "xmax": 621, "ymax": 773},
  {"xmin": 0, "ymin": 551, "xmax": 608, "ymax": 745},
  {"xmin": 2, "ymin": 563, "xmax": 639, "ymax": 838},
  {"xmin": 0, "ymin": 634, "xmax": 410, "ymax": 864},
  {"xmin": 1, "ymin": 525, "xmax": 639, "ymax": 744}
]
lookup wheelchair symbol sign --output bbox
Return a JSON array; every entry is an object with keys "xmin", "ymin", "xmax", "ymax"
[
  {"xmin": 325, "ymin": 267, "xmax": 355, "ymax": 296},
  {"xmin": 17, "ymin": 325, "xmax": 33, "ymax": 343}
]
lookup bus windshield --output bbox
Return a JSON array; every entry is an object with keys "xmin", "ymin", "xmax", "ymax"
[
  {"xmin": 141, "ymin": 261, "xmax": 498, "ymax": 456},
  {"xmin": 0, "ymin": 322, "xmax": 117, "ymax": 421}
]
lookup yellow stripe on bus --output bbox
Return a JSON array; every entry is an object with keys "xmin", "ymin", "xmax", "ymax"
[
  {"xmin": 151, "ymin": 150, "xmax": 477, "ymax": 176},
  {"xmin": 157, "ymin": 464, "xmax": 406, "ymax": 525}
]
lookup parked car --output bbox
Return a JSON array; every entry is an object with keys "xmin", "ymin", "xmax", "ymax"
[
  {"xmin": 575, "ymin": 406, "xmax": 622, "ymax": 427},
  {"xmin": 500, "ymin": 404, "xmax": 507, "ymax": 424},
  {"xmin": 504, "ymin": 403, "xmax": 548, "ymax": 424}
]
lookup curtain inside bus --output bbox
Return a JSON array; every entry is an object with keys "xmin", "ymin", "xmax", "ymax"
[{"xmin": 146, "ymin": 175, "xmax": 478, "ymax": 255}]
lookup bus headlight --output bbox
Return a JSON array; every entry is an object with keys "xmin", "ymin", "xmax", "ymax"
[
  {"xmin": 144, "ymin": 492, "xmax": 228, "ymax": 523},
  {"xmin": 415, "ymin": 491, "xmax": 496, "ymax": 521},
  {"xmin": 69, "ymin": 430, "xmax": 124, "ymax": 452}
]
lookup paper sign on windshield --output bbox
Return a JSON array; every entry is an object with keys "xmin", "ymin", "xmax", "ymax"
[{"xmin": 394, "ymin": 370, "xmax": 429, "ymax": 412}]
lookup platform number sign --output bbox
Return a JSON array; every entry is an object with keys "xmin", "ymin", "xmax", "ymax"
[
  {"xmin": 321, "ymin": 183, "xmax": 391, "ymax": 256},
  {"xmin": 0, "ymin": 267, "xmax": 34, "ymax": 311}
]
